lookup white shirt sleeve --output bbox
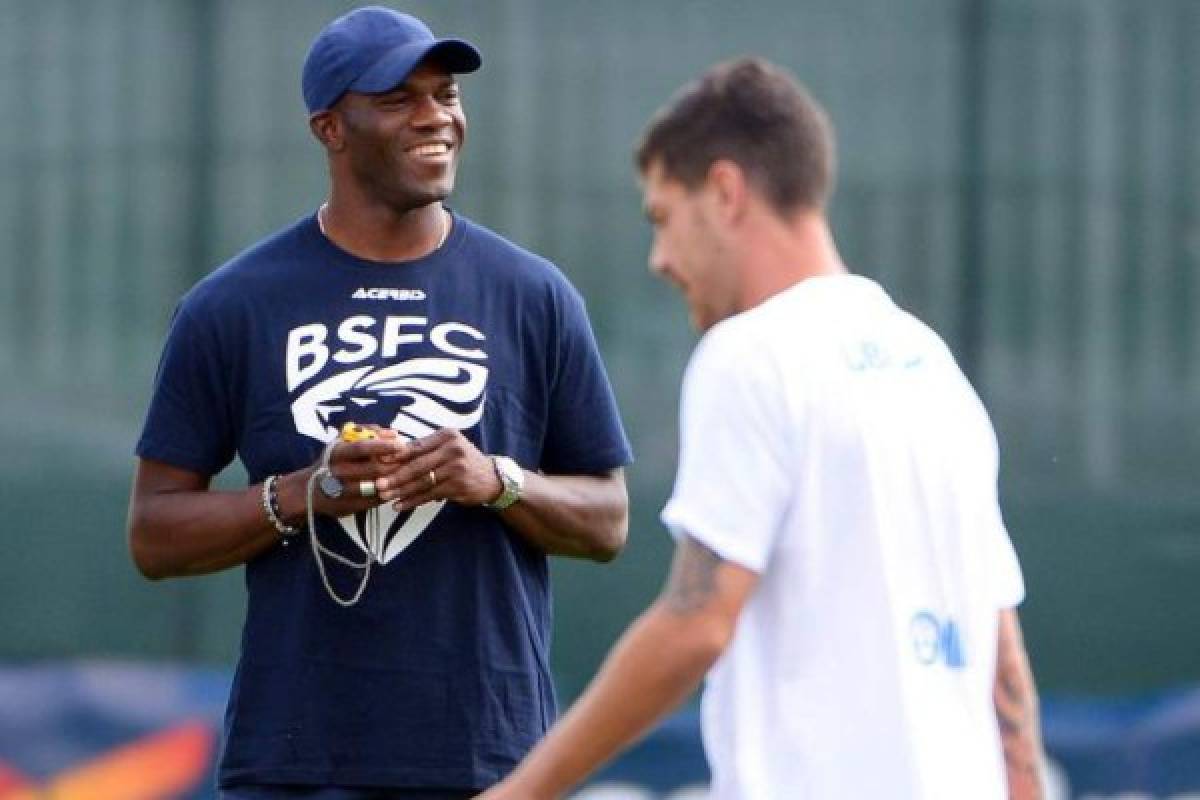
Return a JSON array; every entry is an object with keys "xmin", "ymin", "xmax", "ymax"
[
  {"xmin": 660, "ymin": 322, "xmax": 794, "ymax": 573},
  {"xmin": 978, "ymin": 404, "xmax": 1026, "ymax": 609},
  {"xmin": 987, "ymin": 504, "xmax": 1026, "ymax": 609}
]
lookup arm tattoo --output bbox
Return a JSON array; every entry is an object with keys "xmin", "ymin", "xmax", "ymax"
[
  {"xmin": 995, "ymin": 664, "xmax": 1026, "ymax": 735},
  {"xmin": 662, "ymin": 537, "xmax": 725, "ymax": 614},
  {"xmin": 994, "ymin": 614, "xmax": 1045, "ymax": 799}
]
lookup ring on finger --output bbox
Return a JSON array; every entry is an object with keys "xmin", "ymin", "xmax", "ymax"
[
  {"xmin": 359, "ymin": 479, "xmax": 378, "ymax": 498},
  {"xmin": 428, "ymin": 470, "xmax": 438, "ymax": 488}
]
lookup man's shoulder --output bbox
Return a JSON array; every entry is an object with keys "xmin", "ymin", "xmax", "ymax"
[
  {"xmin": 210, "ymin": 215, "xmax": 314, "ymax": 283},
  {"xmin": 687, "ymin": 283, "xmax": 845, "ymax": 389},
  {"xmin": 182, "ymin": 215, "xmax": 315, "ymax": 312},
  {"xmin": 685, "ymin": 314, "xmax": 772, "ymax": 394},
  {"xmin": 698, "ymin": 302, "xmax": 778, "ymax": 360},
  {"xmin": 455, "ymin": 214, "xmax": 565, "ymax": 284}
]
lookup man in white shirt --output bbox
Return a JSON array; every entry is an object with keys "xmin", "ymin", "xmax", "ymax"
[{"xmin": 479, "ymin": 57, "xmax": 1044, "ymax": 799}]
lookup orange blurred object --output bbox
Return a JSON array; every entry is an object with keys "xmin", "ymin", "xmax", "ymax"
[{"xmin": 0, "ymin": 721, "xmax": 213, "ymax": 800}]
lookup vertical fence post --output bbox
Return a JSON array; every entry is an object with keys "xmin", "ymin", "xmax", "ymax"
[
  {"xmin": 958, "ymin": 0, "xmax": 989, "ymax": 387},
  {"xmin": 169, "ymin": 0, "xmax": 220, "ymax": 661},
  {"xmin": 185, "ymin": 0, "xmax": 217, "ymax": 285}
]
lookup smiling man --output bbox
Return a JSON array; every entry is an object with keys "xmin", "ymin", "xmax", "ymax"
[{"xmin": 127, "ymin": 7, "xmax": 631, "ymax": 799}]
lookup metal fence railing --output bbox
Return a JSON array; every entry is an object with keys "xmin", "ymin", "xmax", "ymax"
[{"xmin": 1, "ymin": 0, "xmax": 1196, "ymax": 698}]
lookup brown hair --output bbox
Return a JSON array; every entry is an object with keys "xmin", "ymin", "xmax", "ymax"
[{"xmin": 635, "ymin": 57, "xmax": 835, "ymax": 214}]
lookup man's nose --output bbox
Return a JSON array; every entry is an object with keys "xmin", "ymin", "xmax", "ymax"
[
  {"xmin": 411, "ymin": 95, "xmax": 452, "ymax": 128},
  {"xmin": 648, "ymin": 239, "xmax": 668, "ymax": 277}
]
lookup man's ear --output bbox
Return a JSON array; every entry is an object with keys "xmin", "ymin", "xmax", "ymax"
[
  {"xmin": 706, "ymin": 160, "xmax": 750, "ymax": 224},
  {"xmin": 309, "ymin": 110, "xmax": 344, "ymax": 152}
]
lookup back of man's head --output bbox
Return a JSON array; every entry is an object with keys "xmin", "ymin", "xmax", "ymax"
[{"xmin": 635, "ymin": 58, "xmax": 836, "ymax": 216}]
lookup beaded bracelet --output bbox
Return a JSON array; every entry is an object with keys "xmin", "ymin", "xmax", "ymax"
[{"xmin": 261, "ymin": 475, "xmax": 301, "ymax": 538}]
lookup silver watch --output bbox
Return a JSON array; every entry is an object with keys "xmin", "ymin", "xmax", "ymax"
[
  {"xmin": 317, "ymin": 441, "xmax": 345, "ymax": 499},
  {"xmin": 483, "ymin": 455, "xmax": 524, "ymax": 511}
]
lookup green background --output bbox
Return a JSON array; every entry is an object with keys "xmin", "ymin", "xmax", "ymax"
[{"xmin": 1, "ymin": 0, "xmax": 1197, "ymax": 702}]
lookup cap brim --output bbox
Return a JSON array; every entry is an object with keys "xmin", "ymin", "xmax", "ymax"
[{"xmin": 350, "ymin": 39, "xmax": 482, "ymax": 96}]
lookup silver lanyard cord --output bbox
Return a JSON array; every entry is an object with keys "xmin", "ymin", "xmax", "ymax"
[{"xmin": 306, "ymin": 466, "xmax": 375, "ymax": 607}]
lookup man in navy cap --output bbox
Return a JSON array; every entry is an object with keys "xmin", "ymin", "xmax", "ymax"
[{"xmin": 127, "ymin": 7, "xmax": 632, "ymax": 799}]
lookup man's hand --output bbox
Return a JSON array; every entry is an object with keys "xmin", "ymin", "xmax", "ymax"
[
  {"xmin": 374, "ymin": 428, "xmax": 504, "ymax": 510},
  {"xmin": 275, "ymin": 426, "xmax": 405, "ymax": 521},
  {"xmin": 308, "ymin": 425, "xmax": 627, "ymax": 564}
]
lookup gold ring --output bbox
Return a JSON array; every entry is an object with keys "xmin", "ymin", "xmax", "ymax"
[
  {"xmin": 428, "ymin": 470, "xmax": 438, "ymax": 488},
  {"xmin": 359, "ymin": 480, "xmax": 377, "ymax": 498}
]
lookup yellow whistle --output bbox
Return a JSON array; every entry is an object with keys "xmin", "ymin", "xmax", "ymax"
[{"xmin": 340, "ymin": 422, "xmax": 378, "ymax": 442}]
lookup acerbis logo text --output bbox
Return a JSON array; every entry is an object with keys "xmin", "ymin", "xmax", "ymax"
[{"xmin": 352, "ymin": 287, "xmax": 427, "ymax": 301}]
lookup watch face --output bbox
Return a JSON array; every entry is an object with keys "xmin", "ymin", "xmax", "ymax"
[
  {"xmin": 319, "ymin": 472, "xmax": 344, "ymax": 499},
  {"xmin": 497, "ymin": 456, "xmax": 524, "ymax": 490}
]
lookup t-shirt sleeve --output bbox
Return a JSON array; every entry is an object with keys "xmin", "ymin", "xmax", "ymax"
[
  {"xmin": 660, "ymin": 324, "xmax": 793, "ymax": 573},
  {"xmin": 135, "ymin": 301, "xmax": 238, "ymax": 475},
  {"xmin": 977, "ymin": 401, "xmax": 1025, "ymax": 609},
  {"xmin": 988, "ymin": 516, "xmax": 1025, "ymax": 609},
  {"xmin": 984, "ymin": 458, "xmax": 1025, "ymax": 609},
  {"xmin": 538, "ymin": 282, "xmax": 633, "ymax": 474}
]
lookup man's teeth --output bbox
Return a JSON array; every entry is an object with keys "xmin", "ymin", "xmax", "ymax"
[{"xmin": 411, "ymin": 143, "xmax": 450, "ymax": 156}]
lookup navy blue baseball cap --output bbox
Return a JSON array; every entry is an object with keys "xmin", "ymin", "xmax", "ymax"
[{"xmin": 302, "ymin": 6, "xmax": 482, "ymax": 114}]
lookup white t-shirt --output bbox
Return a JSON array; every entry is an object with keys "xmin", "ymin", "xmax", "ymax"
[{"xmin": 661, "ymin": 275, "xmax": 1024, "ymax": 800}]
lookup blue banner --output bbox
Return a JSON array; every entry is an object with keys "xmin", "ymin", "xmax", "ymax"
[{"xmin": 3, "ymin": 662, "xmax": 1200, "ymax": 799}]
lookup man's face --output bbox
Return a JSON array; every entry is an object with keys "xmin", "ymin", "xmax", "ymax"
[
  {"xmin": 641, "ymin": 161, "xmax": 738, "ymax": 332},
  {"xmin": 336, "ymin": 61, "xmax": 467, "ymax": 211}
]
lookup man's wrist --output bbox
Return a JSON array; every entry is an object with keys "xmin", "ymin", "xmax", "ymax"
[
  {"xmin": 483, "ymin": 455, "xmax": 524, "ymax": 510},
  {"xmin": 260, "ymin": 474, "xmax": 301, "ymax": 537},
  {"xmin": 273, "ymin": 469, "xmax": 311, "ymax": 527}
]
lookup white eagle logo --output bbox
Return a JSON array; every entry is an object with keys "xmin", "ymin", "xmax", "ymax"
[{"xmin": 290, "ymin": 357, "xmax": 489, "ymax": 563}]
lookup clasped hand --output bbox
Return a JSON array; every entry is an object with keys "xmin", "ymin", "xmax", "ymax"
[{"xmin": 310, "ymin": 426, "xmax": 503, "ymax": 516}]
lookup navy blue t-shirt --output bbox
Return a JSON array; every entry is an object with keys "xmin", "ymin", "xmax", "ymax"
[{"xmin": 136, "ymin": 211, "xmax": 632, "ymax": 790}]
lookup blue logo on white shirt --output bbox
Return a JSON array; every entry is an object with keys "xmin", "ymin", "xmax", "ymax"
[
  {"xmin": 843, "ymin": 338, "xmax": 924, "ymax": 372},
  {"xmin": 910, "ymin": 611, "xmax": 966, "ymax": 669}
]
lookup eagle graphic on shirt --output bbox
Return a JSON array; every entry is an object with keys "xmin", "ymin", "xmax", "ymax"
[{"xmin": 286, "ymin": 316, "xmax": 489, "ymax": 564}]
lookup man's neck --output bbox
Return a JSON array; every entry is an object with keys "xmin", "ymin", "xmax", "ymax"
[
  {"xmin": 319, "ymin": 195, "xmax": 449, "ymax": 263},
  {"xmin": 738, "ymin": 210, "xmax": 847, "ymax": 311}
]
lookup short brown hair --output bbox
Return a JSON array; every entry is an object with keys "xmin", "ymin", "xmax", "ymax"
[{"xmin": 635, "ymin": 58, "xmax": 835, "ymax": 213}]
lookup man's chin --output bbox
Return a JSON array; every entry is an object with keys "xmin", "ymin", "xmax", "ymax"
[{"xmin": 386, "ymin": 185, "xmax": 453, "ymax": 213}]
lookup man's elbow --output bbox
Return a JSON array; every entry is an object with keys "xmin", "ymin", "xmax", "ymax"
[
  {"xmin": 695, "ymin": 615, "xmax": 738, "ymax": 666},
  {"xmin": 650, "ymin": 603, "xmax": 734, "ymax": 674},
  {"xmin": 127, "ymin": 511, "xmax": 170, "ymax": 581},
  {"xmin": 129, "ymin": 538, "xmax": 168, "ymax": 581},
  {"xmin": 586, "ymin": 472, "xmax": 630, "ymax": 562},
  {"xmin": 588, "ymin": 510, "xmax": 629, "ymax": 563}
]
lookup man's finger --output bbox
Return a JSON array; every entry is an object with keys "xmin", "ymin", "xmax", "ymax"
[
  {"xmin": 334, "ymin": 438, "xmax": 403, "ymax": 462},
  {"xmin": 330, "ymin": 462, "xmax": 386, "ymax": 482},
  {"xmin": 375, "ymin": 449, "xmax": 451, "ymax": 493},
  {"xmin": 403, "ymin": 429, "xmax": 459, "ymax": 457},
  {"xmin": 376, "ymin": 455, "xmax": 448, "ymax": 501},
  {"xmin": 392, "ymin": 490, "xmax": 438, "ymax": 512}
]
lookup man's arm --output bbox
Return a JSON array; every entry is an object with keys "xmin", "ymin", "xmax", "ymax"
[
  {"xmin": 475, "ymin": 536, "xmax": 758, "ymax": 800},
  {"xmin": 374, "ymin": 428, "xmax": 629, "ymax": 562},
  {"xmin": 994, "ymin": 608, "xmax": 1045, "ymax": 800},
  {"xmin": 500, "ymin": 468, "xmax": 628, "ymax": 561},
  {"xmin": 128, "ymin": 459, "xmax": 280, "ymax": 579},
  {"xmin": 127, "ymin": 437, "xmax": 406, "ymax": 580}
]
